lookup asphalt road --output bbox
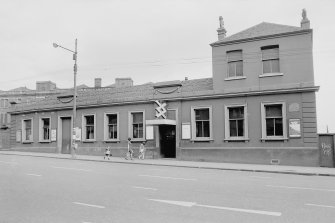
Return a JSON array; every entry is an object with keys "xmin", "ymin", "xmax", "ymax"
[{"xmin": 1, "ymin": 155, "xmax": 335, "ymax": 223}]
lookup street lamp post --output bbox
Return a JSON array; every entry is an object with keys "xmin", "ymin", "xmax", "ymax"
[{"xmin": 53, "ymin": 39, "xmax": 78, "ymax": 158}]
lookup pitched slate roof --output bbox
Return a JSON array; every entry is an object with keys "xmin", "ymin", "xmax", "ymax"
[
  {"xmin": 211, "ymin": 22, "xmax": 307, "ymax": 46},
  {"xmin": 11, "ymin": 78, "xmax": 214, "ymax": 113}
]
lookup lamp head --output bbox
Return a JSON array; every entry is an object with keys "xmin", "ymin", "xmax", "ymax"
[{"xmin": 53, "ymin": 43, "xmax": 59, "ymax": 48}]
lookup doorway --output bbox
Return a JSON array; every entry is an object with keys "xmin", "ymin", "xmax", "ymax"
[
  {"xmin": 159, "ymin": 125, "xmax": 176, "ymax": 158},
  {"xmin": 61, "ymin": 117, "xmax": 71, "ymax": 154}
]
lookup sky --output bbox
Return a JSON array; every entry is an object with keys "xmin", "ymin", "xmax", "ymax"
[{"xmin": 0, "ymin": 0, "xmax": 334, "ymax": 132}]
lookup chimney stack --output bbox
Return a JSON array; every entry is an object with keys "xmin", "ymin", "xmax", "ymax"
[
  {"xmin": 217, "ymin": 16, "xmax": 227, "ymax": 40},
  {"xmin": 95, "ymin": 78, "xmax": 102, "ymax": 88},
  {"xmin": 300, "ymin": 9, "xmax": 310, "ymax": 29}
]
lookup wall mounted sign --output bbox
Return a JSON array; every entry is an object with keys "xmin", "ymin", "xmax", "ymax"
[
  {"xmin": 51, "ymin": 129, "xmax": 57, "ymax": 141},
  {"xmin": 16, "ymin": 130, "xmax": 21, "ymax": 142},
  {"xmin": 182, "ymin": 123, "xmax": 191, "ymax": 139},
  {"xmin": 73, "ymin": 127, "xmax": 81, "ymax": 141},
  {"xmin": 155, "ymin": 100, "xmax": 167, "ymax": 119},
  {"xmin": 289, "ymin": 119, "xmax": 301, "ymax": 138},
  {"xmin": 289, "ymin": 103, "xmax": 300, "ymax": 112},
  {"xmin": 146, "ymin": 126, "xmax": 154, "ymax": 140}
]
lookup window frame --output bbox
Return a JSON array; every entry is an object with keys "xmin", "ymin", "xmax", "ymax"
[
  {"xmin": 128, "ymin": 110, "xmax": 145, "ymax": 142},
  {"xmin": 260, "ymin": 45, "xmax": 282, "ymax": 77},
  {"xmin": 226, "ymin": 50, "xmax": 245, "ymax": 80},
  {"xmin": 39, "ymin": 117, "xmax": 51, "ymax": 142},
  {"xmin": 261, "ymin": 102, "xmax": 287, "ymax": 141},
  {"xmin": 224, "ymin": 104, "xmax": 249, "ymax": 141},
  {"xmin": 82, "ymin": 114, "xmax": 96, "ymax": 142},
  {"xmin": 191, "ymin": 106, "xmax": 213, "ymax": 141},
  {"xmin": 22, "ymin": 118, "xmax": 33, "ymax": 143},
  {"xmin": 104, "ymin": 112, "xmax": 120, "ymax": 142}
]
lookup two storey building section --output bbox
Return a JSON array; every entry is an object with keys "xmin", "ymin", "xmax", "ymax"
[{"xmin": 9, "ymin": 10, "xmax": 319, "ymax": 166}]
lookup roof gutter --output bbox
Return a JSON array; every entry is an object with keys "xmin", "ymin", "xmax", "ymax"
[
  {"xmin": 9, "ymin": 85, "xmax": 319, "ymax": 115},
  {"xmin": 210, "ymin": 29, "xmax": 312, "ymax": 47}
]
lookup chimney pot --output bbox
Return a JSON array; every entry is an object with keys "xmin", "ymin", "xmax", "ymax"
[
  {"xmin": 217, "ymin": 16, "xmax": 227, "ymax": 40},
  {"xmin": 95, "ymin": 78, "xmax": 102, "ymax": 88},
  {"xmin": 300, "ymin": 9, "xmax": 310, "ymax": 29}
]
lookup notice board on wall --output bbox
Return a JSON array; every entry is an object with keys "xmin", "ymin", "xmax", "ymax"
[
  {"xmin": 182, "ymin": 123, "xmax": 191, "ymax": 139},
  {"xmin": 289, "ymin": 119, "xmax": 301, "ymax": 138},
  {"xmin": 146, "ymin": 126, "xmax": 154, "ymax": 140},
  {"xmin": 16, "ymin": 130, "xmax": 21, "ymax": 142}
]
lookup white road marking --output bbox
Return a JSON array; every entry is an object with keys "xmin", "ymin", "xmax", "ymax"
[
  {"xmin": 266, "ymin": 185, "xmax": 335, "ymax": 192},
  {"xmin": 132, "ymin": 186, "xmax": 158, "ymax": 191},
  {"xmin": 73, "ymin": 202, "xmax": 105, "ymax": 209},
  {"xmin": 52, "ymin": 166, "xmax": 92, "ymax": 172},
  {"xmin": 148, "ymin": 199, "xmax": 281, "ymax": 217},
  {"xmin": 82, "ymin": 221, "xmax": 94, "ymax": 223},
  {"xmin": 0, "ymin": 161, "xmax": 18, "ymax": 165},
  {"xmin": 305, "ymin": 203, "xmax": 335, "ymax": 209},
  {"xmin": 26, "ymin": 173, "xmax": 42, "ymax": 177},
  {"xmin": 139, "ymin": 174, "xmax": 197, "ymax": 181},
  {"xmin": 249, "ymin": 176, "xmax": 272, "ymax": 179}
]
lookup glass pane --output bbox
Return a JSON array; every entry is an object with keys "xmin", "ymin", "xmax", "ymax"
[
  {"xmin": 266, "ymin": 118, "xmax": 275, "ymax": 136},
  {"xmin": 203, "ymin": 121, "xmax": 210, "ymax": 137},
  {"xmin": 228, "ymin": 62, "xmax": 235, "ymax": 77},
  {"xmin": 86, "ymin": 126, "xmax": 94, "ymax": 139},
  {"xmin": 43, "ymin": 118, "xmax": 49, "ymax": 127},
  {"xmin": 275, "ymin": 118, "xmax": 283, "ymax": 136},
  {"xmin": 196, "ymin": 121, "xmax": 202, "ymax": 137},
  {"xmin": 263, "ymin": 60, "xmax": 271, "ymax": 73},
  {"xmin": 262, "ymin": 47, "xmax": 279, "ymax": 60},
  {"xmin": 229, "ymin": 107, "xmax": 244, "ymax": 119},
  {"xmin": 236, "ymin": 61, "xmax": 243, "ymax": 76},
  {"xmin": 86, "ymin": 116, "xmax": 94, "ymax": 125},
  {"xmin": 132, "ymin": 112, "xmax": 143, "ymax": 123},
  {"xmin": 266, "ymin": 105, "xmax": 282, "ymax": 117},
  {"xmin": 195, "ymin": 109, "xmax": 209, "ymax": 120},
  {"xmin": 43, "ymin": 128, "xmax": 49, "ymax": 140},
  {"xmin": 237, "ymin": 119, "xmax": 244, "ymax": 136},
  {"xmin": 25, "ymin": 120, "xmax": 31, "ymax": 128},
  {"xmin": 108, "ymin": 114, "xmax": 117, "ymax": 124},
  {"xmin": 271, "ymin": 59, "xmax": 280, "ymax": 73},
  {"xmin": 227, "ymin": 50, "xmax": 242, "ymax": 62},
  {"xmin": 109, "ymin": 125, "xmax": 117, "ymax": 139},
  {"xmin": 229, "ymin": 120, "xmax": 237, "ymax": 137}
]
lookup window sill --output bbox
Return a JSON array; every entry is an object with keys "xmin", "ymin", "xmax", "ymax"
[
  {"xmin": 39, "ymin": 140, "xmax": 51, "ymax": 143},
  {"xmin": 259, "ymin": 73, "xmax": 283, "ymax": 78},
  {"xmin": 130, "ymin": 138, "xmax": 146, "ymax": 142},
  {"xmin": 191, "ymin": 138, "xmax": 214, "ymax": 142},
  {"xmin": 82, "ymin": 140, "xmax": 96, "ymax": 143},
  {"xmin": 104, "ymin": 139, "xmax": 120, "ymax": 143},
  {"xmin": 22, "ymin": 140, "xmax": 33, "ymax": 144},
  {"xmin": 224, "ymin": 76, "xmax": 246, "ymax": 81},
  {"xmin": 261, "ymin": 137, "xmax": 288, "ymax": 142},
  {"xmin": 224, "ymin": 138, "xmax": 250, "ymax": 142}
]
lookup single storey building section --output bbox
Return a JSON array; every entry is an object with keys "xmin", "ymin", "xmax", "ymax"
[{"xmin": 8, "ymin": 11, "xmax": 319, "ymax": 166}]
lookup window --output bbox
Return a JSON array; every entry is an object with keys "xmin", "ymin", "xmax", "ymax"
[
  {"xmin": 191, "ymin": 107, "xmax": 212, "ymax": 140},
  {"xmin": 39, "ymin": 117, "xmax": 50, "ymax": 141},
  {"xmin": 83, "ymin": 114, "xmax": 96, "ymax": 141},
  {"xmin": 22, "ymin": 119, "xmax": 33, "ymax": 142},
  {"xmin": 131, "ymin": 112, "xmax": 144, "ymax": 139},
  {"xmin": 225, "ymin": 105, "xmax": 248, "ymax": 140},
  {"xmin": 261, "ymin": 102, "xmax": 287, "ymax": 140},
  {"xmin": 261, "ymin": 45, "xmax": 280, "ymax": 74},
  {"xmin": 0, "ymin": 99, "xmax": 9, "ymax": 108},
  {"xmin": 104, "ymin": 113, "xmax": 119, "ymax": 141},
  {"xmin": 227, "ymin": 50, "xmax": 243, "ymax": 78}
]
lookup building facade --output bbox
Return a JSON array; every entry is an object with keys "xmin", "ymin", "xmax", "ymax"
[{"xmin": 8, "ymin": 11, "xmax": 319, "ymax": 166}]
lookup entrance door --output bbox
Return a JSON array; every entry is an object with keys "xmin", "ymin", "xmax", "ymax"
[
  {"xmin": 159, "ymin": 125, "xmax": 176, "ymax": 158},
  {"xmin": 61, "ymin": 117, "xmax": 71, "ymax": 154}
]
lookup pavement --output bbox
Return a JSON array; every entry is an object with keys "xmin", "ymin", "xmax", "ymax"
[{"xmin": 1, "ymin": 150, "xmax": 335, "ymax": 177}]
